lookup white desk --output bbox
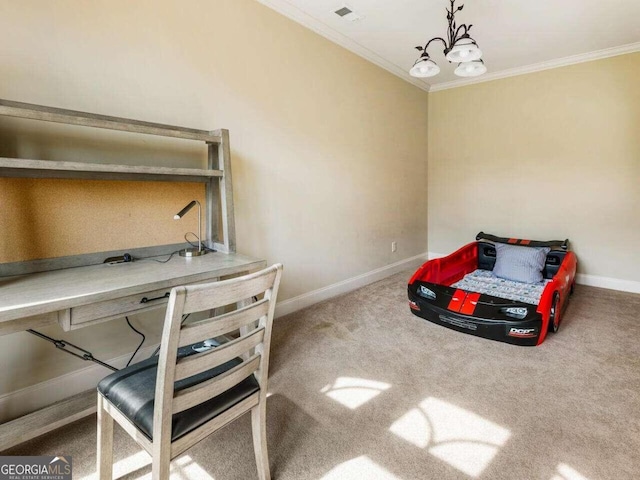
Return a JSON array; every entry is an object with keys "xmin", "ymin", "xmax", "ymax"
[
  {"xmin": 0, "ymin": 252, "xmax": 266, "ymax": 334},
  {"xmin": 0, "ymin": 252, "xmax": 265, "ymax": 451}
]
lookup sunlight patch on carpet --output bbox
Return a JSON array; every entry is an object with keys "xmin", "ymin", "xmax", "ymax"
[
  {"xmin": 79, "ymin": 450, "xmax": 150, "ymax": 480},
  {"xmin": 389, "ymin": 397, "xmax": 510, "ymax": 477},
  {"xmin": 320, "ymin": 377, "xmax": 391, "ymax": 410},
  {"xmin": 551, "ymin": 463, "xmax": 591, "ymax": 480},
  {"xmin": 174, "ymin": 455, "xmax": 215, "ymax": 479},
  {"xmin": 320, "ymin": 455, "xmax": 401, "ymax": 480}
]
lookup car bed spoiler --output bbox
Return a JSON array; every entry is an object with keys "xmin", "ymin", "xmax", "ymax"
[{"xmin": 476, "ymin": 232, "xmax": 569, "ymax": 251}]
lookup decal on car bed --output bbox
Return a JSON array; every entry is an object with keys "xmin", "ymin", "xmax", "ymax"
[
  {"xmin": 459, "ymin": 292, "xmax": 481, "ymax": 315},
  {"xmin": 447, "ymin": 289, "xmax": 466, "ymax": 312},
  {"xmin": 446, "ymin": 290, "xmax": 480, "ymax": 315},
  {"xmin": 508, "ymin": 327, "xmax": 537, "ymax": 338}
]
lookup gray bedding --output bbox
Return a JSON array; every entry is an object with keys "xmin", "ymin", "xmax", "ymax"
[{"xmin": 451, "ymin": 269, "xmax": 550, "ymax": 305}]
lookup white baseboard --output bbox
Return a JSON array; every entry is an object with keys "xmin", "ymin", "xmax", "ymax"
[
  {"xmin": 274, "ymin": 253, "xmax": 428, "ymax": 318},
  {"xmin": 428, "ymin": 251, "xmax": 640, "ymax": 294},
  {"xmin": 0, "ymin": 344, "xmax": 159, "ymax": 424},
  {"xmin": 576, "ymin": 274, "xmax": 640, "ymax": 294}
]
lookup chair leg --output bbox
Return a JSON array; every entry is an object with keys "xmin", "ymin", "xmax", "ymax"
[
  {"xmin": 151, "ymin": 456, "xmax": 171, "ymax": 480},
  {"xmin": 151, "ymin": 440, "xmax": 172, "ymax": 480},
  {"xmin": 97, "ymin": 395, "xmax": 114, "ymax": 480},
  {"xmin": 251, "ymin": 402, "xmax": 271, "ymax": 480}
]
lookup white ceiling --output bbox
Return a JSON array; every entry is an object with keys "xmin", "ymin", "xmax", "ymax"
[{"xmin": 257, "ymin": 0, "xmax": 640, "ymax": 91}]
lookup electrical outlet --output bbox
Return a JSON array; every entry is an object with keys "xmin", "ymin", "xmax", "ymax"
[{"xmin": 391, "ymin": 241, "xmax": 397, "ymax": 253}]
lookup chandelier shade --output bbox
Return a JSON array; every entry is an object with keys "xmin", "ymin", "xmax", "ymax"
[
  {"xmin": 410, "ymin": 57, "xmax": 441, "ymax": 78},
  {"xmin": 446, "ymin": 37, "xmax": 483, "ymax": 63},
  {"xmin": 454, "ymin": 60, "xmax": 487, "ymax": 77},
  {"xmin": 410, "ymin": 0, "xmax": 486, "ymax": 79}
]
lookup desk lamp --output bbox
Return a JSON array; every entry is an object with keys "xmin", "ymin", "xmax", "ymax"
[{"xmin": 174, "ymin": 200, "xmax": 207, "ymax": 257}]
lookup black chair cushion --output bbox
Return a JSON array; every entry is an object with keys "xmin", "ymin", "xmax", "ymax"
[{"xmin": 97, "ymin": 343, "xmax": 259, "ymax": 442}]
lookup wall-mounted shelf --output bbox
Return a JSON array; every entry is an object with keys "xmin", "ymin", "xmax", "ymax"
[{"xmin": 0, "ymin": 158, "xmax": 223, "ymax": 182}]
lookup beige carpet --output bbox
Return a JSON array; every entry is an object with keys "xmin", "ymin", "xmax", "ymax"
[{"xmin": 4, "ymin": 270, "xmax": 640, "ymax": 480}]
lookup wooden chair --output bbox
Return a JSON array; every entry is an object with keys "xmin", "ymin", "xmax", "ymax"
[{"xmin": 96, "ymin": 264, "xmax": 283, "ymax": 480}]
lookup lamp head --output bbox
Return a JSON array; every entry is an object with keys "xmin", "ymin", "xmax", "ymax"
[{"xmin": 174, "ymin": 200, "xmax": 198, "ymax": 220}]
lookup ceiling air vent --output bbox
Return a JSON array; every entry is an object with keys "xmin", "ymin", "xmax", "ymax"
[{"xmin": 333, "ymin": 5, "xmax": 363, "ymax": 22}]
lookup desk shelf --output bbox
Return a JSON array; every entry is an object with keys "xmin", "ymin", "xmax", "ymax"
[{"xmin": 0, "ymin": 158, "xmax": 223, "ymax": 183}]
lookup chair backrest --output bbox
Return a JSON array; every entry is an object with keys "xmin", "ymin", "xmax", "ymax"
[{"xmin": 152, "ymin": 264, "xmax": 283, "ymax": 448}]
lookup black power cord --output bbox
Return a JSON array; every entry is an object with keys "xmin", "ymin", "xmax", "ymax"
[
  {"xmin": 125, "ymin": 235, "xmax": 217, "ymax": 266},
  {"xmin": 184, "ymin": 232, "xmax": 216, "ymax": 253},
  {"xmin": 144, "ymin": 250, "xmax": 182, "ymax": 264},
  {"xmin": 124, "ymin": 316, "xmax": 146, "ymax": 367},
  {"xmin": 27, "ymin": 329, "xmax": 119, "ymax": 372}
]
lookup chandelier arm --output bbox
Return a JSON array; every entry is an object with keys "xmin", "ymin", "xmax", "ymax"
[
  {"xmin": 453, "ymin": 24, "xmax": 471, "ymax": 43},
  {"xmin": 422, "ymin": 36, "xmax": 448, "ymax": 52}
]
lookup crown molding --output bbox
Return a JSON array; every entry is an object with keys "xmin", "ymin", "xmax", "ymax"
[
  {"xmin": 255, "ymin": 0, "xmax": 431, "ymax": 92},
  {"xmin": 429, "ymin": 42, "xmax": 640, "ymax": 91}
]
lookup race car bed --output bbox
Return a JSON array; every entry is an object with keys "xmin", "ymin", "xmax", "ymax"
[{"xmin": 408, "ymin": 232, "xmax": 577, "ymax": 346}]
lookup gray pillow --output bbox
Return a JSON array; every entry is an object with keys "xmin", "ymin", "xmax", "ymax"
[{"xmin": 493, "ymin": 243, "xmax": 550, "ymax": 283}]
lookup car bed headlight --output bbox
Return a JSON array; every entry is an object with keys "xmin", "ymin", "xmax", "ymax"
[
  {"xmin": 502, "ymin": 307, "xmax": 528, "ymax": 319},
  {"xmin": 418, "ymin": 285, "xmax": 437, "ymax": 300}
]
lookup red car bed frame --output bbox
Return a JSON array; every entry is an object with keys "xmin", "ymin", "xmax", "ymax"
[{"xmin": 408, "ymin": 232, "xmax": 577, "ymax": 346}]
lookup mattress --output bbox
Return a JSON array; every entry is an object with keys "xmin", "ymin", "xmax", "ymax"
[{"xmin": 451, "ymin": 269, "xmax": 550, "ymax": 305}]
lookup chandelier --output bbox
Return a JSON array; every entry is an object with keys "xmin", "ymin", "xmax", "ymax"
[{"xmin": 410, "ymin": 0, "xmax": 486, "ymax": 78}]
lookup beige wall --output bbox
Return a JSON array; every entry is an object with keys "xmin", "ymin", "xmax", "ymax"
[
  {"xmin": 0, "ymin": 0, "xmax": 429, "ymax": 400},
  {"xmin": 428, "ymin": 53, "xmax": 640, "ymax": 282}
]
